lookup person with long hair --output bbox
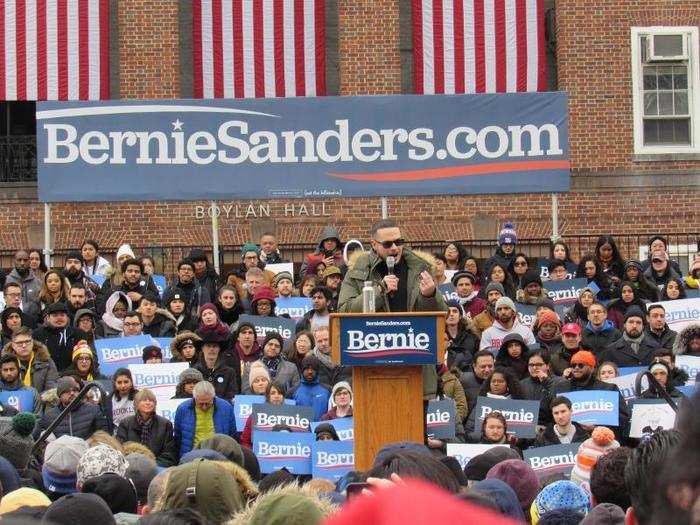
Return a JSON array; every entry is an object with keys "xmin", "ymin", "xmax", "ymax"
[
  {"xmin": 622, "ymin": 260, "xmax": 660, "ymax": 302},
  {"xmin": 195, "ymin": 303, "xmax": 236, "ymax": 366},
  {"xmin": 37, "ymin": 270, "xmax": 70, "ymax": 313},
  {"xmin": 550, "ymin": 241, "xmax": 576, "ymax": 266},
  {"xmin": 60, "ymin": 340, "xmax": 101, "ymax": 382},
  {"xmin": 479, "ymin": 411, "xmax": 512, "ymax": 445},
  {"xmin": 466, "ymin": 367, "xmax": 524, "ymax": 442},
  {"xmin": 214, "ymin": 285, "xmax": 243, "ymax": 326},
  {"xmin": 563, "ymin": 287, "xmax": 596, "ymax": 327},
  {"xmin": 509, "ymin": 253, "xmax": 530, "ymax": 290},
  {"xmin": 240, "ymin": 380, "xmax": 287, "ymax": 448},
  {"xmin": 28, "ymin": 248, "xmax": 47, "ymax": 282},
  {"xmin": 607, "ymin": 281, "xmax": 649, "ymax": 329},
  {"xmin": 106, "ymin": 368, "xmax": 138, "ymax": 434},
  {"xmin": 443, "ymin": 242, "xmax": 468, "ymax": 271},
  {"xmin": 661, "ymin": 277, "xmax": 687, "ymax": 301},
  {"xmin": 463, "ymin": 257, "xmax": 483, "ymax": 293},
  {"xmin": 286, "ymin": 330, "xmax": 315, "ymax": 374},
  {"xmin": 299, "ymin": 275, "xmax": 318, "ymax": 298},
  {"xmin": 576, "ymin": 254, "xmax": 613, "ymax": 300},
  {"xmin": 444, "ymin": 301, "xmax": 479, "ymax": 370},
  {"xmin": 80, "ymin": 240, "xmax": 112, "ymax": 278},
  {"xmin": 479, "ymin": 262, "xmax": 516, "ymax": 300},
  {"xmin": 594, "ymin": 235, "xmax": 625, "ymax": 285}
]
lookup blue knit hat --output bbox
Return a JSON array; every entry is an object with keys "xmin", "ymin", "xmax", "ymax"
[
  {"xmin": 532, "ymin": 480, "xmax": 591, "ymax": 521},
  {"xmin": 240, "ymin": 242, "xmax": 261, "ymax": 258},
  {"xmin": 498, "ymin": 222, "xmax": 517, "ymax": 245}
]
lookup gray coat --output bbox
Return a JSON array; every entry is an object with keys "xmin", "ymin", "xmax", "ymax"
[
  {"xmin": 6, "ymin": 269, "xmax": 42, "ymax": 305},
  {"xmin": 241, "ymin": 359, "xmax": 300, "ymax": 394},
  {"xmin": 34, "ymin": 400, "xmax": 109, "ymax": 440},
  {"xmin": 2, "ymin": 340, "xmax": 59, "ymax": 396}
]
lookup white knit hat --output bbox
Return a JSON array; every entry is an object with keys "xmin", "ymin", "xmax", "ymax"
[
  {"xmin": 116, "ymin": 243, "xmax": 135, "ymax": 261},
  {"xmin": 248, "ymin": 361, "xmax": 271, "ymax": 389}
]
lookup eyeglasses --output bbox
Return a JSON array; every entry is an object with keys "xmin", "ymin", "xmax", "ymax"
[
  {"xmin": 571, "ymin": 363, "xmax": 588, "ymax": 369},
  {"xmin": 378, "ymin": 239, "xmax": 405, "ymax": 249},
  {"xmin": 77, "ymin": 356, "xmax": 92, "ymax": 362},
  {"xmin": 528, "ymin": 362, "xmax": 545, "ymax": 368},
  {"xmin": 13, "ymin": 340, "xmax": 32, "ymax": 346},
  {"xmin": 514, "ymin": 261, "xmax": 527, "ymax": 267}
]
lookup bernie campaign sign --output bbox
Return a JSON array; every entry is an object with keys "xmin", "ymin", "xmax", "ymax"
[
  {"xmin": 606, "ymin": 374, "xmax": 639, "ymax": 402},
  {"xmin": 439, "ymin": 283, "xmax": 459, "ymax": 304},
  {"xmin": 676, "ymin": 355, "xmax": 700, "ymax": 384},
  {"xmin": 649, "ymin": 298, "xmax": 700, "ymax": 333},
  {"xmin": 337, "ymin": 315, "xmax": 439, "ymax": 366},
  {"xmin": 312, "ymin": 440, "xmax": 354, "ymax": 482},
  {"xmin": 311, "ymin": 418, "xmax": 354, "ymax": 442},
  {"xmin": 95, "ymin": 335, "xmax": 158, "ymax": 376},
  {"xmin": 425, "ymin": 398, "xmax": 457, "ymax": 440},
  {"xmin": 234, "ymin": 396, "xmax": 296, "ymax": 430},
  {"xmin": 474, "ymin": 397, "xmax": 539, "ymax": 438},
  {"xmin": 544, "ymin": 278, "xmax": 590, "ymax": 306},
  {"xmin": 253, "ymin": 431, "xmax": 313, "ymax": 474},
  {"xmin": 446, "ymin": 444, "xmax": 502, "ymax": 470},
  {"xmin": 128, "ymin": 362, "xmax": 188, "ymax": 401},
  {"xmin": 524, "ymin": 443, "xmax": 580, "ymax": 479},
  {"xmin": 0, "ymin": 390, "xmax": 35, "ymax": 413},
  {"xmin": 251, "ymin": 403, "xmax": 314, "ymax": 432},
  {"xmin": 238, "ymin": 314, "xmax": 296, "ymax": 343},
  {"xmin": 563, "ymin": 390, "xmax": 619, "ymax": 426},
  {"xmin": 274, "ymin": 297, "xmax": 313, "ymax": 322},
  {"xmin": 537, "ymin": 258, "xmax": 577, "ymax": 280},
  {"xmin": 156, "ymin": 398, "xmax": 188, "ymax": 423},
  {"xmin": 150, "ymin": 337, "xmax": 174, "ymax": 361}
]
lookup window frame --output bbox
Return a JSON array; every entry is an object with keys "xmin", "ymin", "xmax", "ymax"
[{"xmin": 631, "ymin": 26, "xmax": 700, "ymax": 155}]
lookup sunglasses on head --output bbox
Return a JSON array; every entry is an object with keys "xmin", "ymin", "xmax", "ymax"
[{"xmin": 378, "ymin": 239, "xmax": 405, "ymax": 249}]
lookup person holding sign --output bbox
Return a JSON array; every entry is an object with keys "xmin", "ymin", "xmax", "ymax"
[
  {"xmin": 536, "ymin": 396, "xmax": 589, "ymax": 446},
  {"xmin": 479, "ymin": 412, "xmax": 515, "ymax": 445},
  {"xmin": 0, "ymin": 354, "xmax": 41, "ymax": 413},
  {"xmin": 639, "ymin": 361, "xmax": 683, "ymax": 399},
  {"xmin": 465, "ymin": 367, "xmax": 525, "ymax": 442},
  {"xmin": 239, "ymin": 381, "xmax": 286, "ymax": 449}
]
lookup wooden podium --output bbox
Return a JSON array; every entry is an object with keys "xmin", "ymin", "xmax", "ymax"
[{"xmin": 330, "ymin": 312, "xmax": 446, "ymax": 470}]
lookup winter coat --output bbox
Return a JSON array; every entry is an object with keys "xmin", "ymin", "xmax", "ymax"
[
  {"xmin": 483, "ymin": 248, "xmax": 516, "ymax": 282},
  {"xmin": 520, "ymin": 373, "xmax": 568, "ymax": 425},
  {"xmin": 515, "ymin": 288, "xmax": 549, "ymax": 306},
  {"xmin": 195, "ymin": 267, "xmax": 220, "ymax": 303},
  {"xmin": 34, "ymin": 400, "xmax": 109, "ymax": 440},
  {"xmin": 441, "ymin": 369, "xmax": 468, "ymax": 422},
  {"xmin": 645, "ymin": 325, "xmax": 677, "ymax": 349},
  {"xmin": 495, "ymin": 335, "xmax": 530, "ymax": 380},
  {"xmin": 445, "ymin": 328, "xmax": 479, "ymax": 371},
  {"xmin": 644, "ymin": 265, "xmax": 682, "ymax": 290},
  {"xmin": 2, "ymin": 340, "xmax": 58, "ymax": 396},
  {"xmin": 169, "ymin": 332, "xmax": 203, "ymax": 366},
  {"xmin": 299, "ymin": 226, "xmax": 346, "ymax": 277},
  {"xmin": 581, "ymin": 321, "xmax": 621, "ymax": 355},
  {"xmin": 82, "ymin": 256, "xmax": 112, "ymax": 278},
  {"xmin": 116, "ymin": 414, "xmax": 178, "ymax": 467},
  {"xmin": 461, "ymin": 296, "xmax": 487, "ymax": 318},
  {"xmin": 195, "ymin": 361, "xmax": 240, "ymax": 400},
  {"xmin": 5, "ymin": 269, "xmax": 42, "ymax": 305},
  {"xmin": 673, "ymin": 324, "xmax": 700, "ymax": 356},
  {"xmin": 599, "ymin": 335, "xmax": 661, "ymax": 367},
  {"xmin": 459, "ymin": 371, "xmax": 486, "ymax": 415},
  {"xmin": 549, "ymin": 346, "xmax": 581, "ymax": 376},
  {"xmin": 173, "ymin": 397, "xmax": 237, "ymax": 457},
  {"xmin": 536, "ymin": 422, "xmax": 589, "ymax": 447},
  {"xmin": 142, "ymin": 309, "xmax": 177, "ymax": 338},
  {"xmin": 162, "ymin": 279, "xmax": 211, "ymax": 319},
  {"xmin": 290, "ymin": 376, "xmax": 330, "ymax": 421},
  {"xmin": 479, "ymin": 319, "xmax": 536, "ymax": 356},
  {"xmin": 241, "ymin": 359, "xmax": 300, "ymax": 394},
  {"xmin": 471, "ymin": 309, "xmax": 495, "ymax": 338},
  {"xmin": 32, "ymin": 325, "xmax": 91, "ymax": 373},
  {"xmin": 97, "ymin": 276, "xmax": 159, "ymax": 315}
]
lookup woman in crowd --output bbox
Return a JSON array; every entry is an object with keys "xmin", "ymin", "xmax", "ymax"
[
  {"xmin": 196, "ymin": 303, "xmax": 235, "ymax": 363},
  {"xmin": 215, "ymin": 285, "xmax": 243, "ymax": 327},
  {"xmin": 466, "ymin": 367, "xmax": 524, "ymax": 442},
  {"xmin": 60, "ymin": 341, "xmax": 101, "ymax": 382},
  {"xmin": 444, "ymin": 301, "xmax": 478, "ymax": 371},
  {"xmin": 169, "ymin": 332, "xmax": 202, "ymax": 367},
  {"xmin": 641, "ymin": 361, "xmax": 682, "ymax": 399},
  {"xmin": 140, "ymin": 255, "xmax": 156, "ymax": 277},
  {"xmin": 576, "ymin": 255, "xmax": 613, "ymax": 300},
  {"xmin": 595, "ymin": 235, "xmax": 625, "ymax": 284},
  {"xmin": 242, "ymin": 333, "xmax": 299, "ymax": 394},
  {"xmin": 300, "ymin": 276, "xmax": 318, "ymax": 298},
  {"xmin": 496, "ymin": 334, "xmax": 530, "ymax": 380},
  {"xmin": 116, "ymin": 388, "xmax": 178, "ymax": 467},
  {"xmin": 563, "ymin": 287, "xmax": 596, "ymax": 327},
  {"xmin": 463, "ymin": 256, "xmax": 483, "ymax": 293},
  {"xmin": 286, "ymin": 331, "xmax": 315, "ymax": 374},
  {"xmin": 96, "ymin": 291, "xmax": 132, "ymax": 338},
  {"xmin": 479, "ymin": 262, "xmax": 516, "ymax": 300},
  {"xmin": 74, "ymin": 309, "xmax": 98, "ymax": 344},
  {"xmin": 321, "ymin": 381, "xmax": 353, "ymax": 421},
  {"xmin": 597, "ymin": 361, "xmax": 619, "ymax": 381},
  {"xmin": 623, "ymin": 260, "xmax": 660, "ymax": 302},
  {"xmin": 550, "ymin": 241, "xmax": 576, "ymax": 267},
  {"xmin": 684, "ymin": 255, "xmax": 700, "ymax": 290},
  {"xmin": 661, "ymin": 277, "xmax": 687, "ymax": 301},
  {"xmin": 81, "ymin": 240, "xmax": 111, "ymax": 278},
  {"xmin": 607, "ymin": 282, "xmax": 649, "ymax": 329},
  {"xmin": 444, "ymin": 242, "xmax": 468, "ymax": 271},
  {"xmin": 240, "ymin": 381, "xmax": 286, "ymax": 449},
  {"xmin": 28, "ymin": 248, "xmax": 48, "ymax": 282},
  {"xmin": 105, "ymin": 368, "xmax": 137, "ymax": 434},
  {"xmin": 165, "ymin": 290, "xmax": 198, "ymax": 334},
  {"xmin": 172, "ymin": 368, "xmax": 204, "ymax": 399},
  {"xmin": 37, "ymin": 270, "xmax": 70, "ymax": 313},
  {"xmin": 509, "ymin": 253, "xmax": 530, "ymax": 290}
]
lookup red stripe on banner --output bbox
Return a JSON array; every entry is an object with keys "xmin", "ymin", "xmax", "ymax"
[
  {"xmin": 314, "ymin": 0, "xmax": 325, "ymax": 95},
  {"xmin": 212, "ymin": 0, "xmax": 223, "ymax": 98},
  {"xmin": 99, "ymin": 0, "xmax": 109, "ymax": 98},
  {"xmin": 536, "ymin": 0, "xmax": 546, "ymax": 90},
  {"xmin": 78, "ymin": 0, "xmax": 89, "ymax": 99},
  {"xmin": 57, "ymin": 0, "xmax": 67, "ymax": 99},
  {"xmin": 253, "ymin": 0, "xmax": 264, "ymax": 97},
  {"xmin": 233, "ymin": 0, "xmax": 244, "ymax": 98},
  {"xmin": 494, "ymin": 0, "xmax": 505, "ymax": 92},
  {"xmin": 273, "ymin": 0, "xmax": 284, "ymax": 96},
  {"xmin": 37, "ymin": 0, "xmax": 46, "ymax": 99},
  {"xmin": 412, "ymin": 0, "xmax": 423, "ymax": 94},
  {"xmin": 16, "ymin": 0, "xmax": 27, "ymax": 99},
  {"xmin": 453, "ymin": 0, "xmax": 464, "ymax": 94},
  {"xmin": 293, "ymin": 0, "xmax": 305, "ymax": 96},
  {"xmin": 0, "ymin": 0, "xmax": 5, "ymax": 100},
  {"xmin": 473, "ymin": 0, "xmax": 485, "ymax": 93},
  {"xmin": 515, "ymin": 0, "xmax": 527, "ymax": 91},
  {"xmin": 192, "ymin": 0, "xmax": 202, "ymax": 97},
  {"xmin": 432, "ymin": 0, "xmax": 444, "ymax": 94}
]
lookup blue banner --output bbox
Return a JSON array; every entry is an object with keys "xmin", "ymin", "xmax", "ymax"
[
  {"xmin": 152, "ymin": 275, "xmax": 167, "ymax": 298},
  {"xmin": 237, "ymin": 314, "xmax": 297, "ymax": 342},
  {"xmin": 150, "ymin": 337, "xmax": 174, "ymax": 361},
  {"xmin": 337, "ymin": 315, "xmax": 439, "ymax": 366},
  {"xmin": 274, "ymin": 297, "xmax": 313, "ymax": 322},
  {"xmin": 312, "ymin": 440, "xmax": 354, "ymax": 482},
  {"xmin": 517, "ymin": 304, "xmax": 537, "ymax": 327},
  {"xmin": 234, "ymin": 396, "xmax": 297, "ymax": 430},
  {"xmin": 537, "ymin": 258, "xmax": 577, "ymax": 280},
  {"xmin": 544, "ymin": 278, "xmax": 590, "ymax": 306},
  {"xmin": 90, "ymin": 274, "xmax": 106, "ymax": 287},
  {"xmin": 36, "ymin": 94, "xmax": 569, "ymax": 202},
  {"xmin": 0, "ymin": 390, "xmax": 35, "ymax": 412},
  {"xmin": 563, "ymin": 390, "xmax": 619, "ymax": 426},
  {"xmin": 439, "ymin": 283, "xmax": 459, "ymax": 303},
  {"xmin": 253, "ymin": 431, "xmax": 313, "ymax": 474},
  {"xmin": 426, "ymin": 398, "xmax": 456, "ymax": 439},
  {"xmin": 473, "ymin": 397, "xmax": 539, "ymax": 438},
  {"xmin": 310, "ymin": 418, "xmax": 354, "ymax": 442},
  {"xmin": 251, "ymin": 403, "xmax": 314, "ymax": 432},
  {"xmin": 524, "ymin": 443, "xmax": 579, "ymax": 479},
  {"xmin": 95, "ymin": 335, "xmax": 157, "ymax": 376},
  {"xmin": 617, "ymin": 367, "xmax": 646, "ymax": 377}
]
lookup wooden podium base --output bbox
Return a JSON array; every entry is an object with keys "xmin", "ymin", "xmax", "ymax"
[{"xmin": 352, "ymin": 365, "xmax": 425, "ymax": 471}]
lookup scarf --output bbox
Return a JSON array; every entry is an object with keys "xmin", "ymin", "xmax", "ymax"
[
  {"xmin": 198, "ymin": 321, "xmax": 230, "ymax": 340},
  {"xmin": 21, "ymin": 353, "xmax": 35, "ymax": 387},
  {"xmin": 236, "ymin": 341, "xmax": 260, "ymax": 363},
  {"xmin": 262, "ymin": 356, "xmax": 281, "ymax": 379},
  {"xmin": 216, "ymin": 302, "xmax": 242, "ymax": 326},
  {"xmin": 137, "ymin": 412, "xmax": 154, "ymax": 445},
  {"xmin": 623, "ymin": 332, "xmax": 645, "ymax": 354},
  {"xmin": 458, "ymin": 291, "xmax": 478, "ymax": 306}
]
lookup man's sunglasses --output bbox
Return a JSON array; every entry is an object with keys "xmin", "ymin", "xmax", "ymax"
[
  {"xmin": 378, "ymin": 239, "xmax": 406, "ymax": 249},
  {"xmin": 571, "ymin": 363, "xmax": 588, "ymax": 369}
]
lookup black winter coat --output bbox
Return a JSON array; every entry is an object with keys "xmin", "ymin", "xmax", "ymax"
[
  {"xmin": 32, "ymin": 325, "xmax": 91, "ymax": 373},
  {"xmin": 195, "ymin": 361, "xmax": 240, "ymax": 400},
  {"xmin": 116, "ymin": 414, "xmax": 178, "ymax": 467},
  {"xmin": 34, "ymin": 401, "xmax": 108, "ymax": 440},
  {"xmin": 536, "ymin": 422, "xmax": 590, "ymax": 446},
  {"xmin": 599, "ymin": 335, "xmax": 661, "ymax": 367}
]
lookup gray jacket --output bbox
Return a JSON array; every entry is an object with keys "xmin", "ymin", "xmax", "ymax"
[
  {"xmin": 241, "ymin": 359, "xmax": 300, "ymax": 394},
  {"xmin": 6, "ymin": 269, "xmax": 42, "ymax": 305}
]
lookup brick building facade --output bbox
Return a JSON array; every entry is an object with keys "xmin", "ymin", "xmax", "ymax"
[{"xmin": 0, "ymin": 0, "xmax": 698, "ymax": 270}]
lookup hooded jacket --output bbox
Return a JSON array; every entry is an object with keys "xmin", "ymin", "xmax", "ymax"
[
  {"xmin": 672, "ymin": 323, "xmax": 700, "ymax": 356},
  {"xmin": 581, "ymin": 320, "xmax": 621, "ymax": 355},
  {"xmin": 5, "ymin": 269, "xmax": 42, "ymax": 305},
  {"xmin": 2, "ymin": 340, "xmax": 58, "ymax": 396},
  {"xmin": 495, "ymin": 333, "xmax": 530, "ymax": 380},
  {"xmin": 291, "ymin": 365, "xmax": 330, "ymax": 421},
  {"xmin": 32, "ymin": 323, "xmax": 91, "ymax": 373},
  {"xmin": 142, "ymin": 308, "xmax": 177, "ymax": 338},
  {"xmin": 169, "ymin": 331, "xmax": 203, "ymax": 366},
  {"xmin": 96, "ymin": 291, "xmax": 132, "ymax": 338},
  {"xmin": 300, "ymin": 226, "xmax": 345, "ymax": 277},
  {"xmin": 173, "ymin": 397, "xmax": 237, "ymax": 457},
  {"xmin": 479, "ymin": 318, "xmax": 536, "ymax": 355}
]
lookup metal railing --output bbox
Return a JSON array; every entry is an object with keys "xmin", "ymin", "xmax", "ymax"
[{"xmin": 0, "ymin": 135, "xmax": 37, "ymax": 183}]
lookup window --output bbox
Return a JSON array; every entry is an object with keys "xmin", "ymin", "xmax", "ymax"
[
  {"xmin": 631, "ymin": 27, "xmax": 700, "ymax": 155},
  {"xmin": 0, "ymin": 102, "xmax": 37, "ymax": 183}
]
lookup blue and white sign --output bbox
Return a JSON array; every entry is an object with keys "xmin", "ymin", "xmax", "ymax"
[
  {"xmin": 524, "ymin": 443, "xmax": 579, "ymax": 479},
  {"xmin": 606, "ymin": 373, "xmax": 639, "ymax": 402},
  {"xmin": 275, "ymin": 297, "xmax": 313, "ymax": 322},
  {"xmin": 95, "ymin": 335, "xmax": 157, "ymax": 376},
  {"xmin": 517, "ymin": 304, "xmax": 537, "ymax": 327},
  {"xmin": 311, "ymin": 418, "xmax": 354, "ymax": 442},
  {"xmin": 36, "ymin": 94, "xmax": 569, "ymax": 202},
  {"xmin": 156, "ymin": 398, "xmax": 187, "ymax": 423},
  {"xmin": 439, "ymin": 283, "xmax": 459, "ymax": 304},
  {"xmin": 0, "ymin": 390, "xmax": 35, "ymax": 413},
  {"xmin": 251, "ymin": 403, "xmax": 313, "ymax": 432},
  {"xmin": 648, "ymin": 298, "xmax": 700, "ymax": 333},
  {"xmin": 426, "ymin": 398, "xmax": 456, "ymax": 439},
  {"xmin": 312, "ymin": 440, "xmax": 354, "ymax": 482},
  {"xmin": 537, "ymin": 258, "xmax": 577, "ymax": 280},
  {"xmin": 152, "ymin": 275, "xmax": 167, "ymax": 298},
  {"xmin": 238, "ymin": 314, "xmax": 297, "ymax": 342},
  {"xmin": 676, "ymin": 355, "xmax": 700, "ymax": 384},
  {"xmin": 253, "ymin": 430, "xmax": 313, "ymax": 474},
  {"xmin": 563, "ymin": 390, "xmax": 619, "ymax": 426},
  {"xmin": 90, "ymin": 275, "xmax": 106, "ymax": 287},
  {"xmin": 473, "ymin": 397, "xmax": 539, "ymax": 438},
  {"xmin": 150, "ymin": 337, "xmax": 174, "ymax": 361},
  {"xmin": 234, "ymin": 396, "xmax": 296, "ymax": 430},
  {"xmin": 128, "ymin": 362, "xmax": 188, "ymax": 401},
  {"xmin": 336, "ymin": 315, "xmax": 439, "ymax": 366},
  {"xmin": 446, "ymin": 443, "xmax": 502, "ymax": 470},
  {"xmin": 544, "ymin": 278, "xmax": 590, "ymax": 306},
  {"xmin": 617, "ymin": 367, "xmax": 646, "ymax": 377}
]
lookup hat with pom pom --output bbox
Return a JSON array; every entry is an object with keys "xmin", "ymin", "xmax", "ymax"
[
  {"xmin": 570, "ymin": 427, "xmax": 619, "ymax": 494},
  {"xmin": 498, "ymin": 222, "xmax": 517, "ymax": 245},
  {"xmin": 0, "ymin": 412, "xmax": 36, "ymax": 471}
]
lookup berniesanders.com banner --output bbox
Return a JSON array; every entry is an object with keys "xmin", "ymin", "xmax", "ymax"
[{"xmin": 36, "ymin": 93, "xmax": 569, "ymax": 202}]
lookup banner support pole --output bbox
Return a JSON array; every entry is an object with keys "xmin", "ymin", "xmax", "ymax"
[
  {"xmin": 550, "ymin": 193, "xmax": 560, "ymax": 243},
  {"xmin": 211, "ymin": 201, "xmax": 220, "ymax": 274},
  {"xmin": 381, "ymin": 197, "xmax": 388, "ymax": 219},
  {"xmin": 43, "ymin": 203, "xmax": 52, "ymax": 268}
]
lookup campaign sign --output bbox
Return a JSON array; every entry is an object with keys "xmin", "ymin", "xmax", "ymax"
[
  {"xmin": 618, "ymin": 367, "xmax": 646, "ymax": 377},
  {"xmin": 265, "ymin": 263, "xmax": 294, "ymax": 279},
  {"xmin": 473, "ymin": 397, "xmax": 539, "ymax": 438},
  {"xmin": 275, "ymin": 297, "xmax": 313, "ymax": 322},
  {"xmin": 128, "ymin": 362, "xmax": 188, "ymax": 401},
  {"xmin": 311, "ymin": 418, "xmax": 354, "ymax": 442},
  {"xmin": 238, "ymin": 314, "xmax": 296, "ymax": 342},
  {"xmin": 524, "ymin": 443, "xmax": 579, "ymax": 479},
  {"xmin": 90, "ymin": 275, "xmax": 106, "ymax": 287},
  {"xmin": 538, "ymin": 258, "xmax": 577, "ymax": 280},
  {"xmin": 446, "ymin": 443, "xmax": 502, "ymax": 470},
  {"xmin": 606, "ymin": 374, "xmax": 639, "ymax": 402},
  {"xmin": 687, "ymin": 289, "xmax": 700, "ymax": 299},
  {"xmin": 439, "ymin": 283, "xmax": 459, "ymax": 304},
  {"xmin": 544, "ymin": 278, "xmax": 590, "ymax": 306},
  {"xmin": 234, "ymin": 396, "xmax": 297, "ymax": 430},
  {"xmin": 426, "ymin": 399, "xmax": 456, "ymax": 439},
  {"xmin": 156, "ymin": 398, "xmax": 187, "ymax": 423},
  {"xmin": 150, "ymin": 337, "xmax": 174, "ymax": 361},
  {"xmin": 678, "ymin": 385, "xmax": 697, "ymax": 397},
  {"xmin": 517, "ymin": 304, "xmax": 537, "ymax": 327},
  {"xmin": 95, "ymin": 335, "xmax": 157, "ymax": 376},
  {"xmin": 312, "ymin": 440, "xmax": 354, "ymax": 482},
  {"xmin": 251, "ymin": 403, "xmax": 313, "ymax": 432},
  {"xmin": 676, "ymin": 355, "xmax": 700, "ymax": 384},
  {"xmin": 0, "ymin": 390, "xmax": 35, "ymax": 412},
  {"xmin": 253, "ymin": 430, "xmax": 313, "ymax": 474},
  {"xmin": 337, "ymin": 315, "xmax": 439, "ymax": 366},
  {"xmin": 629, "ymin": 400, "xmax": 677, "ymax": 438},
  {"xmin": 563, "ymin": 390, "xmax": 619, "ymax": 426},
  {"xmin": 649, "ymin": 298, "xmax": 700, "ymax": 333},
  {"xmin": 152, "ymin": 275, "xmax": 167, "ymax": 298}
]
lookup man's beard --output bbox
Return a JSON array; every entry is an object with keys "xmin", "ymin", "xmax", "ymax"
[
  {"xmin": 65, "ymin": 267, "xmax": 81, "ymax": 279},
  {"xmin": 15, "ymin": 267, "xmax": 29, "ymax": 277}
]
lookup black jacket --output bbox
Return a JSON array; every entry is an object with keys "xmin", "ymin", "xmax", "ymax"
[
  {"xmin": 644, "ymin": 325, "xmax": 677, "ymax": 350},
  {"xmin": 34, "ymin": 400, "xmax": 109, "ymax": 440},
  {"xmin": 599, "ymin": 335, "xmax": 661, "ymax": 367},
  {"xmin": 195, "ymin": 361, "xmax": 240, "ymax": 400},
  {"xmin": 195, "ymin": 267, "xmax": 220, "ymax": 302},
  {"xmin": 581, "ymin": 322, "xmax": 621, "ymax": 355},
  {"xmin": 32, "ymin": 325, "xmax": 91, "ymax": 372},
  {"xmin": 163, "ymin": 280, "xmax": 211, "ymax": 318},
  {"xmin": 446, "ymin": 329, "xmax": 479, "ymax": 371},
  {"xmin": 142, "ymin": 312, "xmax": 176, "ymax": 338},
  {"xmin": 116, "ymin": 414, "xmax": 178, "ymax": 467},
  {"xmin": 536, "ymin": 422, "xmax": 590, "ymax": 446}
]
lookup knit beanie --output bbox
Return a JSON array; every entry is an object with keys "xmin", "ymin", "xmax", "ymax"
[
  {"xmin": 0, "ymin": 412, "xmax": 36, "ymax": 471},
  {"xmin": 495, "ymin": 296, "xmax": 516, "ymax": 312},
  {"xmin": 0, "ymin": 487, "xmax": 51, "ymax": 514},
  {"xmin": 498, "ymin": 222, "xmax": 517, "ymax": 245},
  {"xmin": 241, "ymin": 242, "xmax": 261, "ymax": 258},
  {"xmin": 521, "ymin": 271, "xmax": 542, "ymax": 288},
  {"xmin": 71, "ymin": 340, "xmax": 93, "ymax": 362},
  {"xmin": 486, "ymin": 459, "xmax": 540, "ymax": 511},
  {"xmin": 42, "ymin": 435, "xmax": 89, "ymax": 495},
  {"xmin": 116, "ymin": 244, "xmax": 135, "ymax": 261},
  {"xmin": 81, "ymin": 472, "xmax": 138, "ymax": 514},
  {"xmin": 531, "ymin": 480, "xmax": 591, "ymax": 523},
  {"xmin": 569, "ymin": 427, "xmax": 619, "ymax": 493},
  {"xmin": 485, "ymin": 282, "xmax": 506, "ymax": 297},
  {"xmin": 179, "ymin": 368, "xmax": 204, "ymax": 385},
  {"xmin": 538, "ymin": 310, "xmax": 561, "ymax": 328},
  {"xmin": 624, "ymin": 306, "xmax": 645, "ymax": 323},
  {"xmin": 273, "ymin": 271, "xmax": 294, "ymax": 288},
  {"xmin": 463, "ymin": 446, "xmax": 521, "ymax": 481},
  {"xmin": 249, "ymin": 361, "xmax": 271, "ymax": 389},
  {"xmin": 76, "ymin": 444, "xmax": 128, "ymax": 488}
]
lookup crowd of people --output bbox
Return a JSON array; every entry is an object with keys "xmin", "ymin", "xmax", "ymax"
[{"xmin": 0, "ymin": 221, "xmax": 696, "ymax": 523}]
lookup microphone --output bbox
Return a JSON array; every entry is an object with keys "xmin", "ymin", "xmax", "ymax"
[{"xmin": 386, "ymin": 256, "xmax": 396, "ymax": 297}]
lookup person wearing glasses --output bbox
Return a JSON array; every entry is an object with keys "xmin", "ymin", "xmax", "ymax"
[{"xmin": 2, "ymin": 326, "xmax": 58, "ymax": 398}]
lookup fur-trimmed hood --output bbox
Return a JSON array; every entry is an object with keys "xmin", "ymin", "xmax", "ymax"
[
  {"xmin": 2, "ymin": 339, "xmax": 52, "ymax": 363},
  {"xmin": 673, "ymin": 323, "xmax": 700, "ymax": 355},
  {"xmin": 227, "ymin": 481, "xmax": 338, "ymax": 525},
  {"xmin": 169, "ymin": 331, "xmax": 203, "ymax": 361},
  {"xmin": 346, "ymin": 247, "xmax": 438, "ymax": 272},
  {"xmin": 153, "ymin": 307, "xmax": 177, "ymax": 323}
]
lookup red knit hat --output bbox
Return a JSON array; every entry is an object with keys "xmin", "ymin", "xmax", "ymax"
[
  {"xmin": 570, "ymin": 350, "xmax": 596, "ymax": 368},
  {"xmin": 251, "ymin": 286, "xmax": 277, "ymax": 313},
  {"xmin": 538, "ymin": 309, "xmax": 561, "ymax": 327}
]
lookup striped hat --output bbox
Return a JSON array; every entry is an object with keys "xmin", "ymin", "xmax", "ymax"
[{"xmin": 569, "ymin": 427, "xmax": 619, "ymax": 494}]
